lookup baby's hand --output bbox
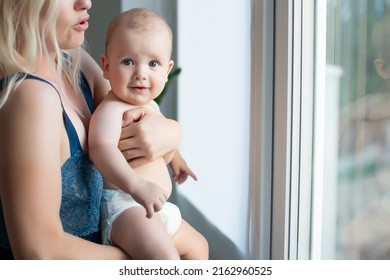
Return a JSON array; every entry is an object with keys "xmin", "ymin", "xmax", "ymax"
[
  {"xmin": 172, "ymin": 164, "xmax": 198, "ymax": 185},
  {"xmin": 131, "ymin": 180, "xmax": 168, "ymax": 218},
  {"xmin": 170, "ymin": 152, "xmax": 198, "ymax": 184}
]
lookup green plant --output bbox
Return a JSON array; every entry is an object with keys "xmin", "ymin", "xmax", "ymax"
[{"xmin": 154, "ymin": 67, "xmax": 181, "ymax": 105}]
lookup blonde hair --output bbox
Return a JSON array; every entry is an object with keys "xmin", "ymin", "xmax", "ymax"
[{"xmin": 0, "ymin": 0, "xmax": 82, "ymax": 108}]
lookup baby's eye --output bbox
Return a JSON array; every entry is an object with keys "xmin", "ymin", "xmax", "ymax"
[
  {"xmin": 149, "ymin": 60, "xmax": 159, "ymax": 67},
  {"xmin": 121, "ymin": 59, "xmax": 134, "ymax": 66}
]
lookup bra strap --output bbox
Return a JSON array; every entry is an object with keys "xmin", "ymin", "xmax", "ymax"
[
  {"xmin": 80, "ymin": 72, "xmax": 95, "ymax": 113},
  {"xmin": 24, "ymin": 74, "xmax": 83, "ymax": 155}
]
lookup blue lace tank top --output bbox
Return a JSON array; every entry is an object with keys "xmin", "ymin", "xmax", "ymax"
[{"xmin": 0, "ymin": 74, "xmax": 103, "ymax": 256}]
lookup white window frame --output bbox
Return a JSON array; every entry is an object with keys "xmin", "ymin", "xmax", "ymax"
[
  {"xmin": 250, "ymin": 0, "xmax": 320, "ymax": 259},
  {"xmin": 249, "ymin": 0, "xmax": 274, "ymax": 259},
  {"xmin": 310, "ymin": 0, "xmax": 327, "ymax": 260}
]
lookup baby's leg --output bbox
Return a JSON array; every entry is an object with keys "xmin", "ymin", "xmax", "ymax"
[
  {"xmin": 111, "ymin": 206, "xmax": 180, "ymax": 260},
  {"xmin": 172, "ymin": 219, "xmax": 209, "ymax": 260}
]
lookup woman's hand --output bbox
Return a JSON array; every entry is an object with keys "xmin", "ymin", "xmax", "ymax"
[{"xmin": 118, "ymin": 107, "xmax": 181, "ymax": 168}]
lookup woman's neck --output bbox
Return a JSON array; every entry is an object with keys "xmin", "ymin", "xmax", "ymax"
[{"xmin": 32, "ymin": 53, "xmax": 63, "ymax": 84}]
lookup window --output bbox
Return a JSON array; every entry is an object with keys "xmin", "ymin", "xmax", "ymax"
[
  {"xmin": 269, "ymin": 0, "xmax": 390, "ymax": 260},
  {"xmin": 316, "ymin": 0, "xmax": 390, "ymax": 260}
]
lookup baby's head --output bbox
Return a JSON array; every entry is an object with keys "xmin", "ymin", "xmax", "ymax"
[
  {"xmin": 372, "ymin": 15, "xmax": 390, "ymax": 80},
  {"xmin": 102, "ymin": 8, "xmax": 174, "ymax": 105},
  {"xmin": 105, "ymin": 8, "xmax": 173, "ymax": 57}
]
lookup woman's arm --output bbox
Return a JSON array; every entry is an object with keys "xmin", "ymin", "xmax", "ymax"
[{"xmin": 0, "ymin": 81, "xmax": 127, "ymax": 259}]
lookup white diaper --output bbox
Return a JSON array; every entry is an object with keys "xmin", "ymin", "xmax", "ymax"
[{"xmin": 101, "ymin": 188, "xmax": 182, "ymax": 245}]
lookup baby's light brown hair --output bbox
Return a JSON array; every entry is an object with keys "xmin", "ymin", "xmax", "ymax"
[{"xmin": 105, "ymin": 8, "xmax": 173, "ymax": 56}]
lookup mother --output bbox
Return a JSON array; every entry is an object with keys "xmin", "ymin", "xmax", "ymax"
[{"xmin": 0, "ymin": 0, "xmax": 181, "ymax": 259}]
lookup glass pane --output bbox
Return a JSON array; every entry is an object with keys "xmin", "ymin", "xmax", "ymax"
[{"xmin": 324, "ymin": 0, "xmax": 390, "ymax": 259}]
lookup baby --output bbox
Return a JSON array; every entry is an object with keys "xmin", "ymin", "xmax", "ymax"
[{"xmin": 88, "ymin": 8, "xmax": 208, "ymax": 260}]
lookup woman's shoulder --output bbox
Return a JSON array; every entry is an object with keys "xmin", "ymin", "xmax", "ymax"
[
  {"xmin": 0, "ymin": 75, "xmax": 64, "ymax": 154},
  {"xmin": 15, "ymin": 76, "xmax": 61, "ymax": 100},
  {"xmin": 3, "ymin": 76, "xmax": 63, "ymax": 119}
]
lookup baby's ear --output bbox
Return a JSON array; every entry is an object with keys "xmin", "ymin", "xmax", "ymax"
[
  {"xmin": 101, "ymin": 55, "xmax": 110, "ymax": 79},
  {"xmin": 166, "ymin": 60, "xmax": 175, "ymax": 81},
  {"xmin": 374, "ymin": 59, "xmax": 390, "ymax": 80}
]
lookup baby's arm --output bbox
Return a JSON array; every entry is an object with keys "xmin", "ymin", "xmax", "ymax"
[
  {"xmin": 89, "ymin": 95, "xmax": 168, "ymax": 218},
  {"xmin": 163, "ymin": 150, "xmax": 176, "ymax": 164}
]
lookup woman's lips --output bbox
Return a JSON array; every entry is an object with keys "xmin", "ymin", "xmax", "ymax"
[{"xmin": 74, "ymin": 15, "xmax": 90, "ymax": 31}]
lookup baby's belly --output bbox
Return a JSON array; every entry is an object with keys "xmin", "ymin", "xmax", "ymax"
[{"xmin": 134, "ymin": 158, "xmax": 172, "ymax": 196}]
